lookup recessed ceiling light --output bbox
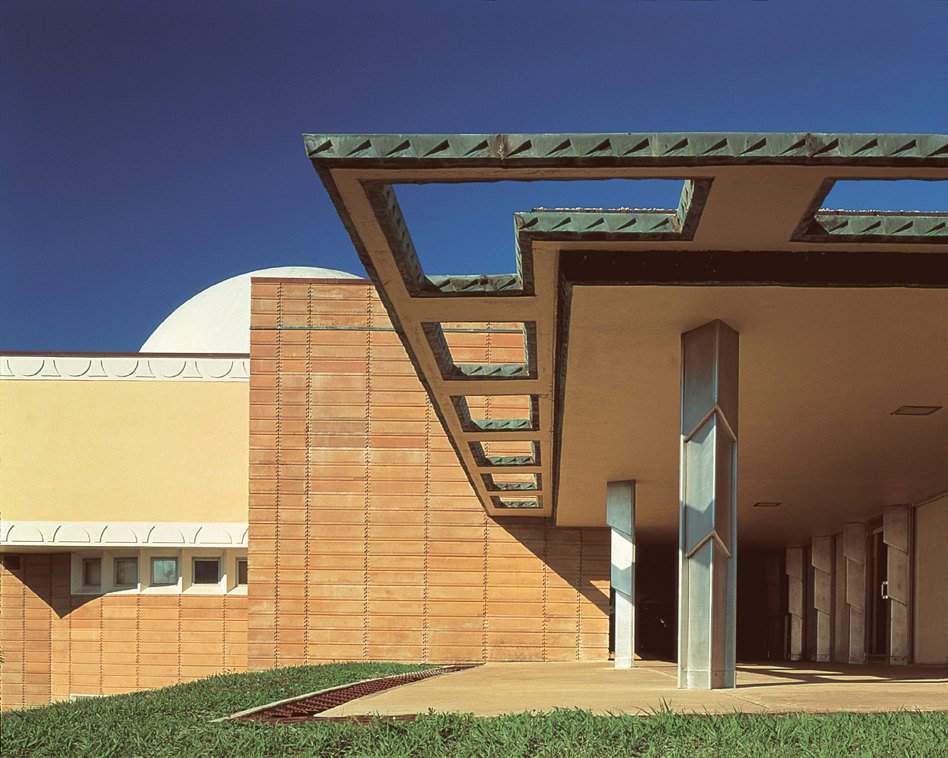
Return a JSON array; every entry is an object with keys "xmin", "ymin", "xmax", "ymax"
[
  {"xmin": 753, "ymin": 501, "xmax": 781, "ymax": 508},
  {"xmin": 891, "ymin": 405, "xmax": 942, "ymax": 416}
]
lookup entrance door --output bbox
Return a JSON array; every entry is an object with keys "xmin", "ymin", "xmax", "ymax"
[{"xmin": 866, "ymin": 521, "xmax": 889, "ymax": 660}]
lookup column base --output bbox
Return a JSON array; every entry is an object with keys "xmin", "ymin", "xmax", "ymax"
[{"xmin": 679, "ymin": 669, "xmax": 735, "ymax": 690}]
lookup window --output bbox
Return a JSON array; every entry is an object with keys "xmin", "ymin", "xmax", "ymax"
[
  {"xmin": 114, "ymin": 557, "xmax": 138, "ymax": 586},
  {"xmin": 151, "ymin": 557, "xmax": 178, "ymax": 586},
  {"xmin": 69, "ymin": 549, "xmax": 246, "ymax": 595},
  {"xmin": 82, "ymin": 558, "xmax": 101, "ymax": 587},
  {"xmin": 193, "ymin": 558, "xmax": 220, "ymax": 585}
]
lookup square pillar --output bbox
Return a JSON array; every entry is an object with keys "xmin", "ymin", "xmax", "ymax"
[
  {"xmin": 678, "ymin": 320, "xmax": 738, "ymax": 689},
  {"xmin": 607, "ymin": 480, "xmax": 635, "ymax": 668},
  {"xmin": 786, "ymin": 546, "xmax": 805, "ymax": 661},
  {"xmin": 832, "ymin": 533, "xmax": 848, "ymax": 662},
  {"xmin": 884, "ymin": 506, "xmax": 912, "ymax": 665},
  {"xmin": 765, "ymin": 554, "xmax": 783, "ymax": 660},
  {"xmin": 843, "ymin": 522, "xmax": 867, "ymax": 664},
  {"xmin": 811, "ymin": 536, "xmax": 833, "ymax": 662}
]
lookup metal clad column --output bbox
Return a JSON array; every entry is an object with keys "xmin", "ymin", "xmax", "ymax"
[
  {"xmin": 678, "ymin": 320, "xmax": 738, "ymax": 689},
  {"xmin": 786, "ymin": 546, "xmax": 805, "ymax": 661},
  {"xmin": 607, "ymin": 481, "xmax": 635, "ymax": 668},
  {"xmin": 843, "ymin": 522, "xmax": 867, "ymax": 664},
  {"xmin": 811, "ymin": 536, "xmax": 833, "ymax": 662},
  {"xmin": 884, "ymin": 506, "xmax": 911, "ymax": 665}
]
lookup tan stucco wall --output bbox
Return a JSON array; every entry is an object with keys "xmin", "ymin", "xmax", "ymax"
[
  {"xmin": 0, "ymin": 380, "xmax": 248, "ymax": 523},
  {"xmin": 914, "ymin": 493, "xmax": 948, "ymax": 664}
]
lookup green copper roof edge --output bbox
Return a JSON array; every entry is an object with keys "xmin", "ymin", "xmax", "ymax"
[
  {"xmin": 513, "ymin": 209, "xmax": 948, "ymax": 244},
  {"xmin": 304, "ymin": 132, "xmax": 948, "ymax": 165},
  {"xmin": 800, "ymin": 211, "xmax": 948, "ymax": 242}
]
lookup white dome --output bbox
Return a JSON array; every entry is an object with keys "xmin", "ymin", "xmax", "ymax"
[{"xmin": 140, "ymin": 266, "xmax": 361, "ymax": 354}]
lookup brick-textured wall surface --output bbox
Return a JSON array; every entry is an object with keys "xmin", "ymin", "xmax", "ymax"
[
  {"xmin": 247, "ymin": 279, "xmax": 610, "ymax": 668},
  {"xmin": 0, "ymin": 555, "xmax": 247, "ymax": 710}
]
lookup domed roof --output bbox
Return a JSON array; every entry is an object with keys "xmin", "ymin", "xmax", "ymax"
[{"xmin": 140, "ymin": 266, "xmax": 361, "ymax": 354}]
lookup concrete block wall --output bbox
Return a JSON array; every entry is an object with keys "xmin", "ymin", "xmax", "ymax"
[
  {"xmin": 247, "ymin": 278, "xmax": 610, "ymax": 668},
  {"xmin": 0, "ymin": 554, "xmax": 246, "ymax": 710}
]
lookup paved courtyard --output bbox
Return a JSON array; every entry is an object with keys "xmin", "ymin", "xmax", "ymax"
[{"xmin": 320, "ymin": 661, "xmax": 948, "ymax": 718}]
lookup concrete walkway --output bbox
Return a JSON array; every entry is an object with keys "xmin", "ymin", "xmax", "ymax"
[{"xmin": 320, "ymin": 661, "xmax": 948, "ymax": 717}]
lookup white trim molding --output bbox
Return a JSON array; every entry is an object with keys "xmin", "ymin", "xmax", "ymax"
[
  {"xmin": 69, "ymin": 547, "xmax": 249, "ymax": 596},
  {"xmin": 0, "ymin": 355, "xmax": 249, "ymax": 382},
  {"xmin": 0, "ymin": 521, "xmax": 249, "ymax": 548}
]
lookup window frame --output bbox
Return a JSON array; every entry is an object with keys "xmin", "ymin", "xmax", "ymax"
[
  {"xmin": 150, "ymin": 556, "xmax": 179, "ymax": 587},
  {"xmin": 113, "ymin": 555, "xmax": 139, "ymax": 588},
  {"xmin": 192, "ymin": 556, "xmax": 221, "ymax": 585},
  {"xmin": 81, "ymin": 557, "xmax": 102, "ymax": 589},
  {"xmin": 69, "ymin": 548, "xmax": 246, "ymax": 595}
]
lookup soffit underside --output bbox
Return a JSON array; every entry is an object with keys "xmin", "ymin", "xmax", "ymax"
[
  {"xmin": 557, "ymin": 286, "xmax": 948, "ymax": 545},
  {"xmin": 307, "ymin": 132, "xmax": 948, "ymax": 522}
]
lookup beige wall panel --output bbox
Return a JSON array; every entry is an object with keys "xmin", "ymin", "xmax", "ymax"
[
  {"xmin": 247, "ymin": 280, "xmax": 610, "ymax": 669},
  {"xmin": 0, "ymin": 380, "xmax": 248, "ymax": 522},
  {"xmin": 914, "ymin": 493, "xmax": 948, "ymax": 664}
]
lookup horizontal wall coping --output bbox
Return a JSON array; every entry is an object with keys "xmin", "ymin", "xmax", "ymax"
[
  {"xmin": 250, "ymin": 276, "xmax": 371, "ymax": 284},
  {"xmin": 0, "ymin": 355, "xmax": 250, "ymax": 382},
  {"xmin": 0, "ymin": 521, "xmax": 249, "ymax": 548}
]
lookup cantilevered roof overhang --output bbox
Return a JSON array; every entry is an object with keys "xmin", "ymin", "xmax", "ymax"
[{"xmin": 306, "ymin": 132, "xmax": 947, "ymax": 540}]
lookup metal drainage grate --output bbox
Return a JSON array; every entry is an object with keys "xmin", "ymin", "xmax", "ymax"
[{"xmin": 239, "ymin": 665, "xmax": 476, "ymax": 723}]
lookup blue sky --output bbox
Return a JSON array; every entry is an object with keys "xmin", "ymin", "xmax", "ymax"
[{"xmin": 2, "ymin": 0, "xmax": 945, "ymax": 352}]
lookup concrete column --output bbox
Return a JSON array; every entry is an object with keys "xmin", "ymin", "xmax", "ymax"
[
  {"xmin": 843, "ymin": 522, "xmax": 867, "ymax": 664},
  {"xmin": 678, "ymin": 320, "xmax": 738, "ymax": 689},
  {"xmin": 607, "ymin": 480, "xmax": 635, "ymax": 668},
  {"xmin": 811, "ymin": 536, "xmax": 833, "ymax": 662},
  {"xmin": 786, "ymin": 546, "xmax": 805, "ymax": 661},
  {"xmin": 832, "ymin": 533, "xmax": 848, "ymax": 662},
  {"xmin": 884, "ymin": 506, "xmax": 911, "ymax": 665}
]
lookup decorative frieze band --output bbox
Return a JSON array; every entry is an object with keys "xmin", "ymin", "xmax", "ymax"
[
  {"xmin": 0, "ymin": 521, "xmax": 249, "ymax": 548},
  {"xmin": 0, "ymin": 356, "xmax": 249, "ymax": 382}
]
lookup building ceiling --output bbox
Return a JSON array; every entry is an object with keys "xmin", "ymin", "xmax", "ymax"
[{"xmin": 557, "ymin": 285, "xmax": 948, "ymax": 545}]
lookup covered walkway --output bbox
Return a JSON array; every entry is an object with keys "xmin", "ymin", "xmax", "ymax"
[{"xmin": 320, "ymin": 662, "xmax": 948, "ymax": 718}]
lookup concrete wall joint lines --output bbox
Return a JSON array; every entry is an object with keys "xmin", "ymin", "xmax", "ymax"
[
  {"xmin": 422, "ymin": 401, "xmax": 432, "ymax": 662},
  {"xmin": 240, "ymin": 281, "xmax": 610, "ymax": 669},
  {"xmin": 362, "ymin": 287, "xmax": 373, "ymax": 663},
  {"xmin": 541, "ymin": 527, "xmax": 550, "ymax": 662},
  {"xmin": 135, "ymin": 592, "xmax": 141, "ymax": 690},
  {"xmin": 273, "ymin": 281, "xmax": 283, "ymax": 666},
  {"xmin": 303, "ymin": 286, "xmax": 313, "ymax": 658},
  {"xmin": 481, "ymin": 513, "xmax": 489, "ymax": 663}
]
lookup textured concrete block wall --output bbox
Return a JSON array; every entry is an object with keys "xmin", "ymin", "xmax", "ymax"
[
  {"xmin": 0, "ymin": 555, "xmax": 247, "ymax": 710},
  {"xmin": 247, "ymin": 279, "xmax": 610, "ymax": 668}
]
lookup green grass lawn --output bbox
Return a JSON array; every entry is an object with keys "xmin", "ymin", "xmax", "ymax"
[{"xmin": 1, "ymin": 663, "xmax": 946, "ymax": 757}]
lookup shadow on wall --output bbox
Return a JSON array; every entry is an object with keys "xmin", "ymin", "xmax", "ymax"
[
  {"xmin": 490, "ymin": 519, "xmax": 610, "ymax": 614},
  {"xmin": 2, "ymin": 553, "xmax": 98, "ymax": 618}
]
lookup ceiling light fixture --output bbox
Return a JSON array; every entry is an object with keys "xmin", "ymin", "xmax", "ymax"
[
  {"xmin": 891, "ymin": 405, "xmax": 942, "ymax": 416},
  {"xmin": 753, "ymin": 501, "xmax": 781, "ymax": 508}
]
